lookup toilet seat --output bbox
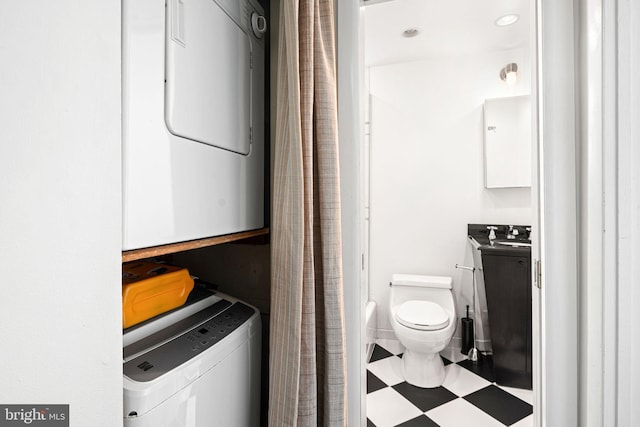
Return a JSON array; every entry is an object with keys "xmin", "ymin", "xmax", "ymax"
[{"xmin": 396, "ymin": 300, "xmax": 449, "ymax": 331}]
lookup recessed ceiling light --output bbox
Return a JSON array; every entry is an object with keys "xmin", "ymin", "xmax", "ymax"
[
  {"xmin": 495, "ymin": 14, "xmax": 520, "ymax": 27},
  {"xmin": 402, "ymin": 28, "xmax": 420, "ymax": 38}
]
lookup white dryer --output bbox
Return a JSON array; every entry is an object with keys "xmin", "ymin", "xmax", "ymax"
[
  {"xmin": 122, "ymin": 0, "xmax": 267, "ymax": 250},
  {"xmin": 123, "ymin": 291, "xmax": 261, "ymax": 426}
]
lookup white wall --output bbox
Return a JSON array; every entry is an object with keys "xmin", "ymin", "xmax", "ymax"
[
  {"xmin": 368, "ymin": 49, "xmax": 532, "ymax": 337},
  {"xmin": 0, "ymin": 3, "xmax": 122, "ymax": 426}
]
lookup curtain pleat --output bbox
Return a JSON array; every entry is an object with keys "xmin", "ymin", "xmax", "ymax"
[{"xmin": 269, "ymin": 0, "xmax": 347, "ymax": 425}]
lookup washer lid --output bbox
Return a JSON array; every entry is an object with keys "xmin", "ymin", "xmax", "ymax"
[{"xmin": 396, "ymin": 300, "xmax": 449, "ymax": 331}]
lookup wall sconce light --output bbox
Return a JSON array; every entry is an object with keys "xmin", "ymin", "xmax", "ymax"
[{"xmin": 500, "ymin": 63, "xmax": 518, "ymax": 86}]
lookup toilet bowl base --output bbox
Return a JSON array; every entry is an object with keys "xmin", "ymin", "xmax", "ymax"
[{"xmin": 401, "ymin": 349, "xmax": 445, "ymax": 388}]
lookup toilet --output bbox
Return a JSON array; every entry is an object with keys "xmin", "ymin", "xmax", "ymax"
[{"xmin": 389, "ymin": 274, "xmax": 457, "ymax": 388}]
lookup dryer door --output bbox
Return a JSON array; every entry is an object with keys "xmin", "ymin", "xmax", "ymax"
[{"xmin": 165, "ymin": 0, "xmax": 252, "ymax": 155}]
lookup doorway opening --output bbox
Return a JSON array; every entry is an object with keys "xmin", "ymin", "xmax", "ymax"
[{"xmin": 359, "ymin": 1, "xmax": 538, "ymax": 425}]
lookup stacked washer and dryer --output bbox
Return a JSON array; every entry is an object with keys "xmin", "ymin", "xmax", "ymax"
[{"xmin": 122, "ymin": 0, "xmax": 267, "ymax": 425}]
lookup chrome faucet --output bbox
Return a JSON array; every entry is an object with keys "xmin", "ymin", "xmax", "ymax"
[
  {"xmin": 507, "ymin": 225, "xmax": 519, "ymax": 239},
  {"xmin": 487, "ymin": 226, "xmax": 498, "ymax": 240}
]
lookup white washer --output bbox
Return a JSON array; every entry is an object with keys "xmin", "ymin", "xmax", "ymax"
[{"xmin": 123, "ymin": 291, "xmax": 261, "ymax": 426}]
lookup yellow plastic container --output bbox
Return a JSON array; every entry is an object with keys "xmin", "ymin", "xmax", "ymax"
[{"xmin": 122, "ymin": 261, "xmax": 194, "ymax": 328}]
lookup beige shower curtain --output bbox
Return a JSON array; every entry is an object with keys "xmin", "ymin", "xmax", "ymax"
[{"xmin": 269, "ymin": 0, "xmax": 347, "ymax": 425}]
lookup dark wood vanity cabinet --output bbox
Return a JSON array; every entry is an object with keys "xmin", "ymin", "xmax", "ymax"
[{"xmin": 481, "ymin": 250, "xmax": 532, "ymax": 390}]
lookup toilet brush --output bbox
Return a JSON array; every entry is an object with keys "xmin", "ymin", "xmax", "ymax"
[{"xmin": 460, "ymin": 305, "xmax": 473, "ymax": 354}]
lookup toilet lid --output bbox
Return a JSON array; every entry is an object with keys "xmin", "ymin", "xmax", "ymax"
[{"xmin": 396, "ymin": 300, "xmax": 449, "ymax": 331}]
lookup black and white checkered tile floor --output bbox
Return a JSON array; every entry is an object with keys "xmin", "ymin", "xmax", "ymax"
[{"xmin": 367, "ymin": 339, "xmax": 533, "ymax": 427}]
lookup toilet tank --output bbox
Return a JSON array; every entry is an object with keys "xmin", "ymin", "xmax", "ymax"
[
  {"xmin": 391, "ymin": 274, "xmax": 452, "ymax": 289},
  {"xmin": 389, "ymin": 274, "xmax": 454, "ymax": 310}
]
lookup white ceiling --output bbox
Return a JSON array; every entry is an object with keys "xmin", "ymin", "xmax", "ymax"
[{"xmin": 364, "ymin": 0, "xmax": 531, "ymax": 66}]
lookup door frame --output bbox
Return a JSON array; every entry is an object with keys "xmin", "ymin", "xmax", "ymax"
[
  {"xmin": 341, "ymin": 0, "xmax": 592, "ymax": 425},
  {"xmin": 535, "ymin": 0, "xmax": 580, "ymax": 424}
]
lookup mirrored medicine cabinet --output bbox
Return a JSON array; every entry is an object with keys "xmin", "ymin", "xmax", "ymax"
[{"xmin": 483, "ymin": 95, "xmax": 532, "ymax": 188}]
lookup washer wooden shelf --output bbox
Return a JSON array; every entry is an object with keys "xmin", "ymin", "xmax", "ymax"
[{"xmin": 122, "ymin": 228, "xmax": 270, "ymax": 262}]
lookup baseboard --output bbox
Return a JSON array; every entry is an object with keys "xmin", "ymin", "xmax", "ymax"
[
  {"xmin": 374, "ymin": 328, "xmax": 397, "ymax": 340},
  {"xmin": 372, "ymin": 328, "xmax": 492, "ymax": 354},
  {"xmin": 450, "ymin": 336, "xmax": 492, "ymax": 352}
]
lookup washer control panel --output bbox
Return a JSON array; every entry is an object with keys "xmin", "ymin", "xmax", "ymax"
[{"xmin": 124, "ymin": 302, "xmax": 256, "ymax": 382}]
